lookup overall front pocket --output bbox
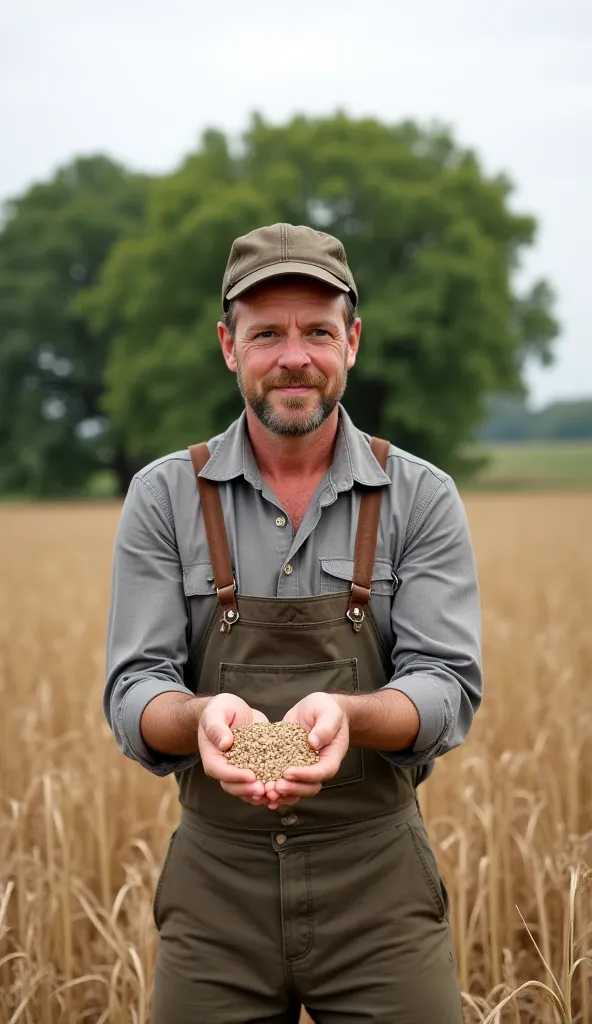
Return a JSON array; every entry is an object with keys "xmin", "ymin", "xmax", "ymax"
[{"xmin": 218, "ymin": 659, "xmax": 364, "ymax": 788}]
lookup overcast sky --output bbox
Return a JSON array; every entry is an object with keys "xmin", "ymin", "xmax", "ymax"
[{"xmin": 2, "ymin": 0, "xmax": 591, "ymax": 405}]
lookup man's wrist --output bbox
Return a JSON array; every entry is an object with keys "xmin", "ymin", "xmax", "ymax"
[
  {"xmin": 140, "ymin": 692, "xmax": 211, "ymax": 756},
  {"xmin": 333, "ymin": 689, "xmax": 420, "ymax": 751},
  {"xmin": 333, "ymin": 693, "xmax": 353, "ymax": 722}
]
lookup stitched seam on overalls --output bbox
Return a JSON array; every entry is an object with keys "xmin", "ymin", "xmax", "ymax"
[
  {"xmin": 284, "ymin": 848, "xmax": 314, "ymax": 963},
  {"xmin": 407, "ymin": 824, "xmax": 446, "ymax": 921},
  {"xmin": 231, "ymin": 617, "xmax": 352, "ymax": 631},
  {"xmin": 219, "ymin": 659, "xmax": 357, "ymax": 676},
  {"xmin": 187, "ymin": 603, "xmax": 219, "ymax": 676}
]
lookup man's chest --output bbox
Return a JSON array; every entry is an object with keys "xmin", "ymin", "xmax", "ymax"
[
  {"xmin": 178, "ymin": 480, "xmax": 399, "ymax": 662},
  {"xmin": 271, "ymin": 484, "xmax": 319, "ymax": 532}
]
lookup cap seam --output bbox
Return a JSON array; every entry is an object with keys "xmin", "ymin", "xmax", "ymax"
[{"xmin": 228, "ymin": 245, "xmax": 244, "ymax": 287}]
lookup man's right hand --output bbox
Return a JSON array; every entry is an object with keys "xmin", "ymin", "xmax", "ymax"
[{"xmin": 198, "ymin": 693, "xmax": 270, "ymax": 806}]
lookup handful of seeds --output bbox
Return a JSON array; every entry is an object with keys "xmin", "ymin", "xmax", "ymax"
[{"xmin": 225, "ymin": 722, "xmax": 319, "ymax": 783}]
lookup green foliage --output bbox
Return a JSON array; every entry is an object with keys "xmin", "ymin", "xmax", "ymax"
[
  {"xmin": 533, "ymin": 399, "xmax": 592, "ymax": 440},
  {"xmin": 84, "ymin": 114, "xmax": 558, "ymax": 476},
  {"xmin": 0, "ymin": 156, "xmax": 148, "ymax": 496},
  {"xmin": 480, "ymin": 396, "xmax": 592, "ymax": 442},
  {"xmin": 479, "ymin": 395, "xmax": 534, "ymax": 442},
  {"xmin": 1, "ymin": 116, "xmax": 559, "ymax": 495}
]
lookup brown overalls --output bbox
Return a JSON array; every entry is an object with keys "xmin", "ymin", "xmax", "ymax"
[{"xmin": 149, "ymin": 439, "xmax": 463, "ymax": 1024}]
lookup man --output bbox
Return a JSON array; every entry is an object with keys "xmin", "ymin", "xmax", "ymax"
[{"xmin": 105, "ymin": 223, "xmax": 482, "ymax": 1023}]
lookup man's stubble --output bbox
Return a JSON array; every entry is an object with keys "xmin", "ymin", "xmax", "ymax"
[{"xmin": 236, "ymin": 361, "xmax": 349, "ymax": 438}]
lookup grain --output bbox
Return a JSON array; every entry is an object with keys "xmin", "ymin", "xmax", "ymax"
[{"xmin": 225, "ymin": 722, "xmax": 319, "ymax": 781}]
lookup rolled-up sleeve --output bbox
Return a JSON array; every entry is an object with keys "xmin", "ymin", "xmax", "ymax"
[
  {"xmin": 104, "ymin": 475, "xmax": 199, "ymax": 776},
  {"xmin": 381, "ymin": 476, "xmax": 482, "ymax": 766}
]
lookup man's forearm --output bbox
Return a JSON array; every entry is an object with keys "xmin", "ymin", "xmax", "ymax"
[
  {"xmin": 337, "ymin": 689, "xmax": 420, "ymax": 752},
  {"xmin": 140, "ymin": 692, "xmax": 210, "ymax": 756}
]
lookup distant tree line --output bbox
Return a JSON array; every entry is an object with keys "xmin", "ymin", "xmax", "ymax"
[
  {"xmin": 480, "ymin": 396, "xmax": 592, "ymax": 443},
  {"xmin": 0, "ymin": 114, "xmax": 559, "ymax": 497}
]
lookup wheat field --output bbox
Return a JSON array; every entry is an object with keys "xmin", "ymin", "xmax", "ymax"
[{"xmin": 0, "ymin": 495, "xmax": 591, "ymax": 1023}]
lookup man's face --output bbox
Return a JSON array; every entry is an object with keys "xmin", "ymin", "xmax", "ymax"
[{"xmin": 218, "ymin": 278, "xmax": 361, "ymax": 437}]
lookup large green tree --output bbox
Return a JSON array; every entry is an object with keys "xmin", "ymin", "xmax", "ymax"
[
  {"xmin": 86, "ymin": 115, "xmax": 559, "ymax": 476},
  {"xmin": 0, "ymin": 156, "xmax": 148, "ymax": 496}
]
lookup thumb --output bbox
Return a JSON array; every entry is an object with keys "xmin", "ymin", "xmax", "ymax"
[
  {"xmin": 308, "ymin": 712, "xmax": 338, "ymax": 750},
  {"xmin": 205, "ymin": 717, "xmax": 234, "ymax": 751}
]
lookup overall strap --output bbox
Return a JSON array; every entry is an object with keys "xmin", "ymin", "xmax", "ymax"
[
  {"xmin": 347, "ymin": 437, "xmax": 391, "ymax": 632},
  {"xmin": 189, "ymin": 443, "xmax": 239, "ymax": 632}
]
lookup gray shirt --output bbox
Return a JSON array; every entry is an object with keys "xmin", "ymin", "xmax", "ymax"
[{"xmin": 104, "ymin": 405, "xmax": 482, "ymax": 781}]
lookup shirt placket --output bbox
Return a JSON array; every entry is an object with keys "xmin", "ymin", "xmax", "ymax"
[{"xmin": 274, "ymin": 480, "xmax": 338, "ymax": 598}]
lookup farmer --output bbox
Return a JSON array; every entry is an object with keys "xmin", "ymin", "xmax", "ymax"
[{"xmin": 104, "ymin": 223, "xmax": 482, "ymax": 1023}]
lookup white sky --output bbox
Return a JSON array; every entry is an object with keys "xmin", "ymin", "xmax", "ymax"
[{"xmin": 2, "ymin": 0, "xmax": 591, "ymax": 406}]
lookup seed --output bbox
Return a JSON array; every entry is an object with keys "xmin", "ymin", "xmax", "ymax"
[{"xmin": 225, "ymin": 722, "xmax": 319, "ymax": 782}]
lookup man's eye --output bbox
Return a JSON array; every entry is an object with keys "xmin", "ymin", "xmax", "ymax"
[
  {"xmin": 310, "ymin": 329, "xmax": 329, "ymax": 338},
  {"xmin": 254, "ymin": 331, "xmax": 276, "ymax": 340}
]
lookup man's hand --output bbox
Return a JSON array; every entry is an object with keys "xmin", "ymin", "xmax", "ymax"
[
  {"xmin": 198, "ymin": 694, "xmax": 270, "ymax": 806},
  {"xmin": 264, "ymin": 693, "xmax": 350, "ymax": 810}
]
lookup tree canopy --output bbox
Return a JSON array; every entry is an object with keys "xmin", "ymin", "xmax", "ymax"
[
  {"xmin": 480, "ymin": 396, "xmax": 592, "ymax": 442},
  {"xmin": 85, "ymin": 114, "xmax": 558, "ymax": 479},
  {"xmin": 1, "ymin": 115, "xmax": 560, "ymax": 495},
  {"xmin": 0, "ymin": 156, "xmax": 148, "ymax": 496}
]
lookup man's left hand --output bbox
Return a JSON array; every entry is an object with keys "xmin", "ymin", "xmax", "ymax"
[{"xmin": 264, "ymin": 693, "xmax": 350, "ymax": 810}]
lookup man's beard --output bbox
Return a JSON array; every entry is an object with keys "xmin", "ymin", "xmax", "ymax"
[{"xmin": 236, "ymin": 366, "xmax": 347, "ymax": 437}]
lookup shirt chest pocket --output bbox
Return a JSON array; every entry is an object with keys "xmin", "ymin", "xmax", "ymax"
[{"xmin": 319, "ymin": 557, "xmax": 399, "ymax": 597}]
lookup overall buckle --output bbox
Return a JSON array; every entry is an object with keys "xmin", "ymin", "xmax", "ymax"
[{"xmin": 218, "ymin": 579, "xmax": 239, "ymax": 632}]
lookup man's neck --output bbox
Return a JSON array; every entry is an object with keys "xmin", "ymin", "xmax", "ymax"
[{"xmin": 245, "ymin": 407, "xmax": 339, "ymax": 483}]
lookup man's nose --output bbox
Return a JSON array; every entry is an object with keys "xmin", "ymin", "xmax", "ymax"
[{"xmin": 277, "ymin": 334, "xmax": 312, "ymax": 370}]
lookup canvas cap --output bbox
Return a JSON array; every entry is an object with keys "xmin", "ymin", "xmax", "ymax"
[{"xmin": 222, "ymin": 223, "xmax": 358, "ymax": 310}]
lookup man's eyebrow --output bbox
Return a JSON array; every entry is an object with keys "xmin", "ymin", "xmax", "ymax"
[
  {"xmin": 244, "ymin": 321, "xmax": 286, "ymax": 335},
  {"xmin": 244, "ymin": 318, "xmax": 341, "ymax": 335},
  {"xmin": 302, "ymin": 319, "xmax": 340, "ymax": 331}
]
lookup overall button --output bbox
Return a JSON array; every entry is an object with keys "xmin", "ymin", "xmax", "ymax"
[
  {"xmin": 275, "ymin": 516, "xmax": 287, "ymax": 527},
  {"xmin": 281, "ymin": 814, "xmax": 298, "ymax": 827},
  {"xmin": 283, "ymin": 564, "xmax": 294, "ymax": 575},
  {"xmin": 276, "ymin": 834, "xmax": 287, "ymax": 845}
]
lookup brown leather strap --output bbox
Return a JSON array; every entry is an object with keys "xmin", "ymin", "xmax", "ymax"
[
  {"xmin": 347, "ymin": 437, "xmax": 390, "ymax": 630},
  {"xmin": 189, "ymin": 443, "xmax": 239, "ymax": 631}
]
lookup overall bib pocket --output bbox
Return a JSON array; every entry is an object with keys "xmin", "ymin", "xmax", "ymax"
[{"xmin": 218, "ymin": 659, "xmax": 364, "ymax": 788}]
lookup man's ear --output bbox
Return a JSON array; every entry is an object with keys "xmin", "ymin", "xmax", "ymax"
[
  {"xmin": 218, "ymin": 321, "xmax": 237, "ymax": 372},
  {"xmin": 346, "ymin": 316, "xmax": 362, "ymax": 370}
]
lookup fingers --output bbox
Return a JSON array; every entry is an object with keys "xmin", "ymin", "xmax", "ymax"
[
  {"xmin": 283, "ymin": 746, "xmax": 344, "ymax": 785},
  {"xmin": 264, "ymin": 779, "xmax": 320, "ymax": 811},
  {"xmin": 221, "ymin": 779, "xmax": 267, "ymax": 805},
  {"xmin": 272, "ymin": 779, "xmax": 322, "ymax": 800},
  {"xmin": 251, "ymin": 709, "xmax": 269, "ymax": 725},
  {"xmin": 200, "ymin": 737, "xmax": 257, "ymax": 785}
]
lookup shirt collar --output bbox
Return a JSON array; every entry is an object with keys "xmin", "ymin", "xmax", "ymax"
[{"xmin": 199, "ymin": 405, "xmax": 390, "ymax": 490}]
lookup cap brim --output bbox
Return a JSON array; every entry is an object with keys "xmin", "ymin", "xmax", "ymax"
[{"xmin": 224, "ymin": 261, "xmax": 351, "ymax": 305}]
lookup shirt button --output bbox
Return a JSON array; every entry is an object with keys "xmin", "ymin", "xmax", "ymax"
[
  {"xmin": 280, "ymin": 814, "xmax": 298, "ymax": 826},
  {"xmin": 275, "ymin": 516, "xmax": 286, "ymax": 527},
  {"xmin": 276, "ymin": 834, "xmax": 287, "ymax": 845},
  {"xmin": 283, "ymin": 564, "xmax": 294, "ymax": 575}
]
